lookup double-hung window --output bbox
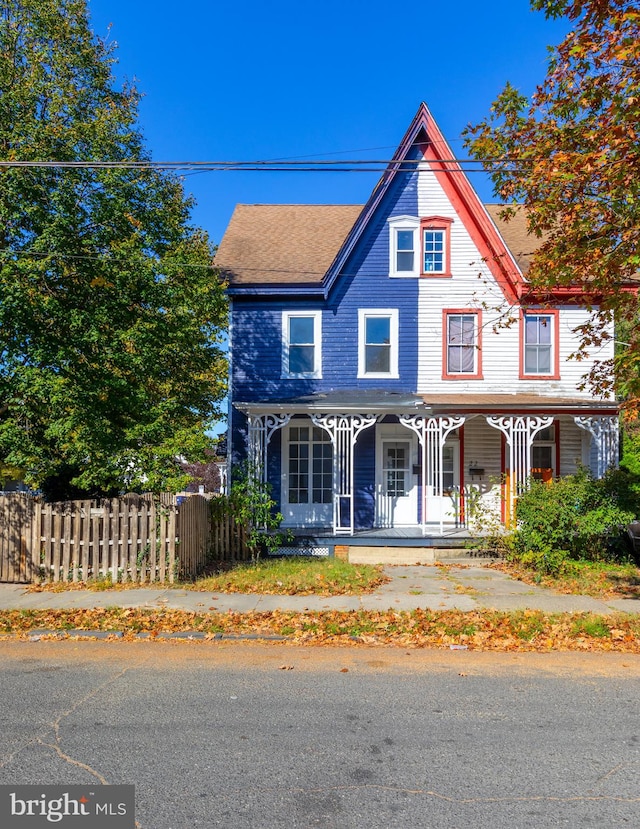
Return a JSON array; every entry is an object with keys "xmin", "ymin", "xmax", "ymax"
[
  {"xmin": 388, "ymin": 216, "xmax": 419, "ymax": 277},
  {"xmin": 282, "ymin": 311, "xmax": 321, "ymax": 378},
  {"xmin": 358, "ymin": 309, "xmax": 399, "ymax": 378},
  {"xmin": 443, "ymin": 311, "xmax": 482, "ymax": 379},
  {"xmin": 396, "ymin": 230, "xmax": 415, "ymax": 272},
  {"xmin": 521, "ymin": 311, "xmax": 559, "ymax": 378}
]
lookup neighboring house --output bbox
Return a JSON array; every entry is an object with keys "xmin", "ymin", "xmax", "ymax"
[{"xmin": 216, "ymin": 103, "xmax": 619, "ymax": 542}]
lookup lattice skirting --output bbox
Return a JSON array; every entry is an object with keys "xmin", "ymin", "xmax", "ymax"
[{"xmin": 268, "ymin": 546, "xmax": 330, "ymax": 558}]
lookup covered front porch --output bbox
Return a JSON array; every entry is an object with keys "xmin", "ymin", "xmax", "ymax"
[{"xmin": 236, "ymin": 391, "xmax": 619, "ymax": 538}]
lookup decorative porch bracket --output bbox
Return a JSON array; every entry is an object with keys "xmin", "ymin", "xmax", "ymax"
[
  {"xmin": 247, "ymin": 413, "xmax": 292, "ymax": 483},
  {"xmin": 486, "ymin": 415, "xmax": 554, "ymax": 524},
  {"xmin": 311, "ymin": 413, "xmax": 379, "ymax": 536},
  {"xmin": 399, "ymin": 415, "xmax": 465, "ymax": 535},
  {"xmin": 574, "ymin": 415, "xmax": 619, "ymax": 479}
]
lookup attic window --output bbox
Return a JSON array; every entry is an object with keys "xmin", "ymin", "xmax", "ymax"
[
  {"xmin": 420, "ymin": 216, "xmax": 453, "ymax": 277},
  {"xmin": 388, "ymin": 216, "xmax": 420, "ymax": 277}
]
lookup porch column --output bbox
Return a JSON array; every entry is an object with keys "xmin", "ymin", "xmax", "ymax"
[
  {"xmin": 399, "ymin": 415, "xmax": 465, "ymax": 535},
  {"xmin": 486, "ymin": 415, "xmax": 554, "ymax": 524},
  {"xmin": 574, "ymin": 415, "xmax": 619, "ymax": 478},
  {"xmin": 310, "ymin": 413, "xmax": 379, "ymax": 536},
  {"xmin": 247, "ymin": 413, "xmax": 291, "ymax": 483}
]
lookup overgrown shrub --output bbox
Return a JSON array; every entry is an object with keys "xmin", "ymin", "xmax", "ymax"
[
  {"xmin": 227, "ymin": 464, "xmax": 288, "ymax": 558},
  {"xmin": 510, "ymin": 468, "xmax": 637, "ymax": 573},
  {"xmin": 466, "ymin": 477, "xmax": 514, "ymax": 558}
]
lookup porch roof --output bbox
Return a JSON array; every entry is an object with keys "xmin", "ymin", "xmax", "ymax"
[{"xmin": 235, "ymin": 390, "xmax": 619, "ymax": 416}]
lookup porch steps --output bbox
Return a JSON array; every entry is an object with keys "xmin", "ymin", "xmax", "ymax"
[{"xmin": 347, "ymin": 546, "xmax": 473, "ymax": 565}]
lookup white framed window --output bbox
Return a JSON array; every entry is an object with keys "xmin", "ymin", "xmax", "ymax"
[
  {"xmin": 286, "ymin": 424, "xmax": 333, "ymax": 505},
  {"xmin": 358, "ymin": 309, "xmax": 399, "ymax": 378},
  {"xmin": 282, "ymin": 311, "xmax": 322, "ymax": 378},
  {"xmin": 388, "ymin": 216, "xmax": 419, "ymax": 277}
]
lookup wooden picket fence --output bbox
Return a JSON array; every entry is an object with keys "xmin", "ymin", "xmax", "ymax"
[
  {"xmin": 0, "ymin": 493, "xmax": 35, "ymax": 583},
  {"xmin": 0, "ymin": 492, "xmax": 252, "ymax": 584},
  {"xmin": 209, "ymin": 495, "xmax": 251, "ymax": 562}
]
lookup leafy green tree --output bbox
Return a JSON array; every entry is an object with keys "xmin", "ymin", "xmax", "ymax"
[
  {"xmin": 465, "ymin": 0, "xmax": 640, "ymax": 404},
  {"xmin": 0, "ymin": 0, "xmax": 227, "ymax": 497}
]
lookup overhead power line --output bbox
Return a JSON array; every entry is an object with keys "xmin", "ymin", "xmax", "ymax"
[{"xmin": 0, "ymin": 157, "xmax": 525, "ymax": 173}]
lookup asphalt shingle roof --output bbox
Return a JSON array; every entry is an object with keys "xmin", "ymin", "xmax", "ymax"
[
  {"xmin": 215, "ymin": 204, "xmax": 363, "ymax": 287},
  {"xmin": 215, "ymin": 202, "xmax": 542, "ymax": 288}
]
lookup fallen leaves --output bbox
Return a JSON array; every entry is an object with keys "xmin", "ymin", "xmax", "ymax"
[
  {"xmin": 489, "ymin": 560, "xmax": 640, "ymax": 600},
  {"xmin": 0, "ymin": 607, "xmax": 638, "ymax": 652}
]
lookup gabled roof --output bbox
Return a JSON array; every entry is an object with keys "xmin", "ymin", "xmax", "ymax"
[
  {"xmin": 215, "ymin": 204, "xmax": 362, "ymax": 288},
  {"xmin": 484, "ymin": 205, "xmax": 540, "ymax": 275},
  {"xmin": 216, "ymin": 202, "xmax": 541, "ymax": 291},
  {"xmin": 217, "ymin": 104, "xmax": 536, "ymax": 300}
]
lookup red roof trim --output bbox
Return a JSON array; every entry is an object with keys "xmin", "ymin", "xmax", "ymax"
[
  {"xmin": 323, "ymin": 103, "xmax": 527, "ymax": 304},
  {"xmin": 417, "ymin": 106, "xmax": 523, "ymax": 304}
]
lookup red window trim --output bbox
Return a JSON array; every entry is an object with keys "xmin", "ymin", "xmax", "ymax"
[
  {"xmin": 420, "ymin": 216, "xmax": 453, "ymax": 278},
  {"xmin": 519, "ymin": 309, "xmax": 560, "ymax": 380},
  {"xmin": 442, "ymin": 309, "xmax": 483, "ymax": 380}
]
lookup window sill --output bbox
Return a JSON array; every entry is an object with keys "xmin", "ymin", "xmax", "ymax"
[{"xmin": 442, "ymin": 372, "xmax": 484, "ymax": 381}]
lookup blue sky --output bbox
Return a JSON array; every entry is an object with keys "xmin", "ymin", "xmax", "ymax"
[{"xmin": 86, "ymin": 0, "xmax": 568, "ymax": 247}]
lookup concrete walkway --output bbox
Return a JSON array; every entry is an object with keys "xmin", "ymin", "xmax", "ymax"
[{"xmin": 0, "ymin": 563, "xmax": 639, "ymax": 615}]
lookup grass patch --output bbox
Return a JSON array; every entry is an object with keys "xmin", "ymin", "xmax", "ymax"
[
  {"xmin": 495, "ymin": 559, "xmax": 640, "ymax": 599},
  {"xmin": 571, "ymin": 615, "xmax": 611, "ymax": 639},
  {"xmin": 509, "ymin": 610, "xmax": 547, "ymax": 642},
  {"xmin": 193, "ymin": 557, "xmax": 388, "ymax": 596},
  {"xmin": 441, "ymin": 621, "xmax": 478, "ymax": 638}
]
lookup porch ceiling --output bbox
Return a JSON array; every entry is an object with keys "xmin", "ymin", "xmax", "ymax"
[{"xmin": 235, "ymin": 390, "xmax": 619, "ymax": 416}]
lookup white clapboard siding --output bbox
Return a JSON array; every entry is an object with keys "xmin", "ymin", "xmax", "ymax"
[{"xmin": 414, "ymin": 163, "xmax": 614, "ymax": 397}]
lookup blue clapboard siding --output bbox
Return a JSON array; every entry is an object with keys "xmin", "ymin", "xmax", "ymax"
[
  {"xmin": 267, "ymin": 428, "xmax": 282, "ymax": 507},
  {"xmin": 231, "ymin": 300, "xmax": 325, "ymax": 403},
  {"xmin": 324, "ymin": 169, "xmax": 419, "ymax": 391},
  {"xmin": 231, "ymin": 168, "xmax": 421, "ymax": 406},
  {"xmin": 354, "ymin": 426, "xmax": 376, "ymax": 529}
]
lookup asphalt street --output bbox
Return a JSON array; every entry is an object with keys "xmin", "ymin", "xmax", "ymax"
[{"xmin": 0, "ymin": 642, "xmax": 638, "ymax": 829}]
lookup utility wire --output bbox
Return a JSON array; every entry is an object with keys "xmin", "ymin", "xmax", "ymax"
[{"xmin": 0, "ymin": 157, "xmax": 527, "ymax": 172}]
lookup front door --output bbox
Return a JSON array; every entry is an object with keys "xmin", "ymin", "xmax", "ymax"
[{"xmin": 376, "ymin": 428, "xmax": 417, "ymax": 526}]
